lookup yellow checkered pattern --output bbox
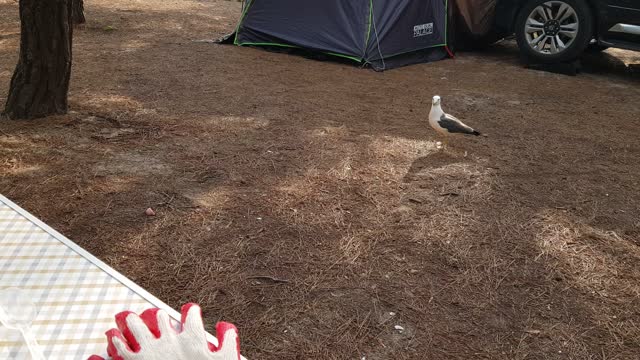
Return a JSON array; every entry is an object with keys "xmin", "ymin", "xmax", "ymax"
[{"xmin": 0, "ymin": 198, "xmax": 175, "ymax": 359}]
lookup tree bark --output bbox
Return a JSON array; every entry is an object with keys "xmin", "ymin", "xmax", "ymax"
[
  {"xmin": 3, "ymin": 0, "xmax": 73, "ymax": 120},
  {"xmin": 72, "ymin": 0, "xmax": 85, "ymax": 25}
]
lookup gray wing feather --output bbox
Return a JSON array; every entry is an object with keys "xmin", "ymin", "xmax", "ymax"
[{"xmin": 439, "ymin": 113, "xmax": 476, "ymax": 135}]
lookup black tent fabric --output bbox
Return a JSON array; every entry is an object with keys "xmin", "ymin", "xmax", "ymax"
[{"xmin": 223, "ymin": 0, "xmax": 453, "ymax": 70}]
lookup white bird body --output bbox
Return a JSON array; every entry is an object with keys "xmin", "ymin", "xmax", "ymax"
[
  {"xmin": 428, "ymin": 103, "xmax": 449, "ymax": 136},
  {"xmin": 428, "ymin": 96, "xmax": 480, "ymax": 148}
]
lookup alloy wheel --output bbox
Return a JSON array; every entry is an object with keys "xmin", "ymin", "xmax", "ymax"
[{"xmin": 524, "ymin": 1, "xmax": 579, "ymax": 55}]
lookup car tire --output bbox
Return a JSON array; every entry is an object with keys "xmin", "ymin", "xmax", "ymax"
[{"xmin": 515, "ymin": 0, "xmax": 593, "ymax": 63}]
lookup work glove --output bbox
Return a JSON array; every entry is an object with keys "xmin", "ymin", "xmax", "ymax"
[{"xmin": 88, "ymin": 303, "xmax": 241, "ymax": 360}]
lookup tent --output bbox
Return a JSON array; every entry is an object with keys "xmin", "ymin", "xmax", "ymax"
[{"xmin": 222, "ymin": 0, "xmax": 455, "ymax": 70}]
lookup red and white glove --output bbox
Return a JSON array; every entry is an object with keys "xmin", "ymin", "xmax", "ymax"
[{"xmin": 88, "ymin": 303, "xmax": 241, "ymax": 360}]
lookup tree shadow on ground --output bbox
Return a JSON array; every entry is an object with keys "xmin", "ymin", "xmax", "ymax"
[{"xmin": 401, "ymin": 138, "xmax": 640, "ymax": 358}]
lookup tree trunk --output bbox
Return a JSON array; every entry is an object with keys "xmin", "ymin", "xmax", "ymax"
[
  {"xmin": 3, "ymin": 0, "xmax": 73, "ymax": 120},
  {"xmin": 72, "ymin": 0, "xmax": 85, "ymax": 25}
]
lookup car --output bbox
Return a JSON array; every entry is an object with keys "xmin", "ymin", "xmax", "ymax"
[{"xmin": 493, "ymin": 0, "xmax": 640, "ymax": 63}]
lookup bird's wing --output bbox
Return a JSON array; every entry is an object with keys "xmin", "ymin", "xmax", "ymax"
[{"xmin": 438, "ymin": 113, "xmax": 476, "ymax": 135}]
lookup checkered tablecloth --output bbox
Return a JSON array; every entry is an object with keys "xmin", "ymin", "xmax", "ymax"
[{"xmin": 0, "ymin": 195, "xmax": 184, "ymax": 359}]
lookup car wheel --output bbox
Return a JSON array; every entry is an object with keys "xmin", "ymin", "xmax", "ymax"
[{"xmin": 515, "ymin": 0, "xmax": 593, "ymax": 63}]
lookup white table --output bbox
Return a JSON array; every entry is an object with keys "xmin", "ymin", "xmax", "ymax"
[{"xmin": 0, "ymin": 195, "xmax": 193, "ymax": 359}]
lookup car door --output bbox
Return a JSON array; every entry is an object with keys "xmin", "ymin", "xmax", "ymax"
[{"xmin": 597, "ymin": 0, "xmax": 640, "ymax": 47}]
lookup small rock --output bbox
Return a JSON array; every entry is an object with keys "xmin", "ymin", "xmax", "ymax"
[
  {"xmin": 145, "ymin": 208, "xmax": 156, "ymax": 216},
  {"xmin": 389, "ymin": 312, "xmax": 396, "ymax": 316},
  {"xmin": 394, "ymin": 325, "xmax": 404, "ymax": 332}
]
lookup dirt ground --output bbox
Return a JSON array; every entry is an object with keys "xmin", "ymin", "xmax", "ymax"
[{"xmin": 2, "ymin": 0, "xmax": 640, "ymax": 358}]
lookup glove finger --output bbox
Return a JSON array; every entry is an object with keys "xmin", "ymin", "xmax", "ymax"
[
  {"xmin": 106, "ymin": 328, "xmax": 132, "ymax": 360},
  {"xmin": 139, "ymin": 308, "xmax": 162, "ymax": 339},
  {"xmin": 212, "ymin": 322, "xmax": 240, "ymax": 360},
  {"xmin": 140, "ymin": 308, "xmax": 176, "ymax": 339},
  {"xmin": 180, "ymin": 303, "xmax": 206, "ymax": 340},
  {"xmin": 86, "ymin": 355, "xmax": 105, "ymax": 360},
  {"xmin": 125, "ymin": 312, "xmax": 157, "ymax": 349},
  {"xmin": 111, "ymin": 333, "xmax": 136, "ymax": 360},
  {"xmin": 115, "ymin": 311, "xmax": 141, "ymax": 351},
  {"xmin": 156, "ymin": 308, "xmax": 177, "ymax": 337}
]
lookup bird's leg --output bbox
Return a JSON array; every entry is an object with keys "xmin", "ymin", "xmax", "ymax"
[{"xmin": 443, "ymin": 137, "xmax": 449, "ymax": 150}]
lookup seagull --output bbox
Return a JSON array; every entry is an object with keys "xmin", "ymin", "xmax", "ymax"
[{"xmin": 429, "ymin": 95, "xmax": 481, "ymax": 149}]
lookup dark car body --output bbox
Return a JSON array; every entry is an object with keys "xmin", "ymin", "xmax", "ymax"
[{"xmin": 494, "ymin": 0, "xmax": 640, "ymax": 51}]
